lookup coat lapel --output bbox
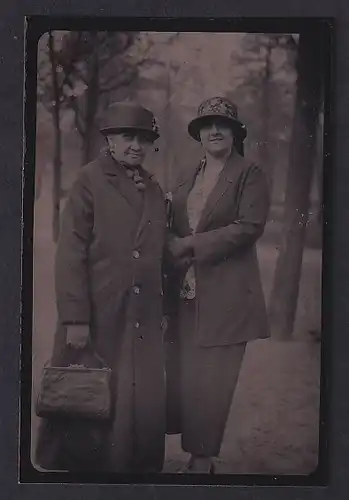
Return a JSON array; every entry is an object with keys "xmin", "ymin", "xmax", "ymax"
[
  {"xmin": 195, "ymin": 152, "xmax": 246, "ymax": 233},
  {"xmin": 100, "ymin": 151, "xmax": 142, "ymax": 213},
  {"xmin": 172, "ymin": 164, "xmax": 202, "ymax": 236}
]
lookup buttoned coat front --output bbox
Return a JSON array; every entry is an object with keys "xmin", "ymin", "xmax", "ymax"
[{"xmin": 35, "ymin": 150, "xmax": 167, "ymax": 473}]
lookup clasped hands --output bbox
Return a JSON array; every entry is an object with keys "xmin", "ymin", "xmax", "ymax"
[{"xmin": 167, "ymin": 234, "xmax": 195, "ymax": 269}]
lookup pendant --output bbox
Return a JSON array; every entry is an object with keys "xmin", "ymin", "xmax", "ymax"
[{"xmin": 135, "ymin": 182, "xmax": 146, "ymax": 191}]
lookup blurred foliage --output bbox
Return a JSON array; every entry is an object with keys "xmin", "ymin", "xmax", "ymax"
[
  {"xmin": 38, "ymin": 31, "xmax": 145, "ymax": 107},
  {"xmin": 37, "ymin": 30, "xmax": 153, "ymax": 162},
  {"xmin": 227, "ymin": 34, "xmax": 298, "ymax": 186},
  {"xmin": 36, "ymin": 32, "xmax": 313, "ymax": 201}
]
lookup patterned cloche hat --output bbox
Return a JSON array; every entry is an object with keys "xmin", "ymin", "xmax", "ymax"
[
  {"xmin": 100, "ymin": 101, "xmax": 160, "ymax": 142},
  {"xmin": 188, "ymin": 97, "xmax": 247, "ymax": 156}
]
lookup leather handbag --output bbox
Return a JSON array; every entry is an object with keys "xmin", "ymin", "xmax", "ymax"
[{"xmin": 35, "ymin": 348, "xmax": 113, "ymax": 421}]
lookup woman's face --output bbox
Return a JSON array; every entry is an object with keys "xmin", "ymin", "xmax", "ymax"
[
  {"xmin": 107, "ymin": 130, "xmax": 153, "ymax": 167},
  {"xmin": 199, "ymin": 119, "xmax": 234, "ymax": 158}
]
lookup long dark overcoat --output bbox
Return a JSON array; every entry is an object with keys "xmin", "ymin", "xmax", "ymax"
[
  {"xmin": 165, "ymin": 153, "xmax": 271, "ymax": 433},
  {"xmin": 36, "ymin": 150, "xmax": 167, "ymax": 473}
]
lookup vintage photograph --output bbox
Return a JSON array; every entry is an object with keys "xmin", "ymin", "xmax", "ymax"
[{"xmin": 27, "ymin": 27, "xmax": 328, "ymax": 479}]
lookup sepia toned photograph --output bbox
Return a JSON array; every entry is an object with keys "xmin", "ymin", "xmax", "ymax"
[{"xmin": 23, "ymin": 22, "xmax": 331, "ymax": 483}]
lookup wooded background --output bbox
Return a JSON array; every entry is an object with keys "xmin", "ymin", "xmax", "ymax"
[{"xmin": 35, "ymin": 30, "xmax": 324, "ymax": 343}]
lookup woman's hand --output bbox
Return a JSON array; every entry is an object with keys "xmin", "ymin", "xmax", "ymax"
[
  {"xmin": 168, "ymin": 235, "xmax": 194, "ymax": 260},
  {"xmin": 167, "ymin": 235, "xmax": 194, "ymax": 269},
  {"xmin": 66, "ymin": 324, "xmax": 90, "ymax": 349}
]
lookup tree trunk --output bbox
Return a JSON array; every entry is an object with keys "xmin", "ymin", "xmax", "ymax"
[
  {"xmin": 163, "ymin": 59, "xmax": 173, "ymax": 193},
  {"xmin": 268, "ymin": 32, "xmax": 325, "ymax": 340},
  {"xmin": 81, "ymin": 36, "xmax": 100, "ymax": 165},
  {"xmin": 307, "ymin": 110, "xmax": 324, "ymax": 249},
  {"xmin": 305, "ymin": 109, "xmax": 324, "ymax": 340},
  {"xmin": 315, "ymin": 108, "xmax": 324, "ymax": 227},
  {"xmin": 260, "ymin": 39, "xmax": 273, "ymax": 187},
  {"xmin": 48, "ymin": 31, "xmax": 62, "ymax": 243}
]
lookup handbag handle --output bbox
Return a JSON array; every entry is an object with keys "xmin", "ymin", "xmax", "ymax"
[
  {"xmin": 67, "ymin": 335, "xmax": 110, "ymax": 369},
  {"xmin": 43, "ymin": 346, "xmax": 110, "ymax": 370}
]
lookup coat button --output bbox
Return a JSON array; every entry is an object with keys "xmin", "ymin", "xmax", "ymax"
[
  {"xmin": 133, "ymin": 286, "xmax": 140, "ymax": 295},
  {"xmin": 132, "ymin": 250, "xmax": 140, "ymax": 259},
  {"xmin": 135, "ymin": 322, "xmax": 140, "ymax": 329}
]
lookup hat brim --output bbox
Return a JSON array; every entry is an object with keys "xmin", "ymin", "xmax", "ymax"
[
  {"xmin": 100, "ymin": 126, "xmax": 159, "ymax": 142},
  {"xmin": 188, "ymin": 115, "xmax": 247, "ymax": 143}
]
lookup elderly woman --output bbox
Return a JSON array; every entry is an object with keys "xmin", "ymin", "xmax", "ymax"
[
  {"xmin": 165, "ymin": 97, "xmax": 271, "ymax": 473},
  {"xmin": 35, "ymin": 102, "xmax": 167, "ymax": 474}
]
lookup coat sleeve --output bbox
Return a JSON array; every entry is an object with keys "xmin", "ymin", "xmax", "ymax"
[
  {"xmin": 193, "ymin": 164, "xmax": 270, "ymax": 266},
  {"xmin": 55, "ymin": 170, "xmax": 94, "ymax": 325}
]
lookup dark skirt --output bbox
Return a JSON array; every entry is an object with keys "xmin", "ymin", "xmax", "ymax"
[{"xmin": 174, "ymin": 298, "xmax": 246, "ymax": 457}]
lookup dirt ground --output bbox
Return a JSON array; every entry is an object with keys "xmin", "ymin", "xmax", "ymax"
[{"xmin": 31, "ymin": 169, "xmax": 322, "ymax": 475}]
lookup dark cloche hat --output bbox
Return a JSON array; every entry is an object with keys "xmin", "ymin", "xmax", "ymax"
[
  {"xmin": 100, "ymin": 101, "xmax": 160, "ymax": 142},
  {"xmin": 188, "ymin": 96, "xmax": 247, "ymax": 155}
]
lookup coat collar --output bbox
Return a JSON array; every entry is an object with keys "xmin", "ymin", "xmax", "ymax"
[
  {"xmin": 195, "ymin": 151, "xmax": 246, "ymax": 232},
  {"xmin": 172, "ymin": 151, "xmax": 247, "ymax": 235},
  {"xmin": 99, "ymin": 150, "xmax": 155, "ymax": 213},
  {"xmin": 99, "ymin": 149, "xmax": 155, "ymax": 182},
  {"xmin": 98, "ymin": 149, "xmax": 163, "ymax": 246}
]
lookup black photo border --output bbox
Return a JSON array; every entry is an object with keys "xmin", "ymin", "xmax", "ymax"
[
  {"xmin": 20, "ymin": 15, "xmax": 333, "ymax": 488},
  {"xmin": 1, "ymin": 1, "xmax": 348, "ymax": 499}
]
